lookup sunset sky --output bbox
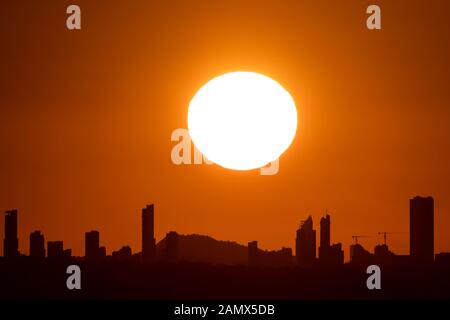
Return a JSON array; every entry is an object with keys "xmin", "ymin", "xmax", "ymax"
[{"xmin": 1, "ymin": 0, "xmax": 449, "ymax": 259}]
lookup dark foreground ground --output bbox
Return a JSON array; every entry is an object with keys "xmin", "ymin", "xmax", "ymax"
[{"xmin": 1, "ymin": 258, "xmax": 449, "ymax": 300}]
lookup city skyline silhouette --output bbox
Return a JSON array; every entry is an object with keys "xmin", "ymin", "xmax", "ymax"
[
  {"xmin": 2, "ymin": 195, "xmax": 450, "ymax": 300},
  {"xmin": 2, "ymin": 195, "xmax": 448, "ymax": 265}
]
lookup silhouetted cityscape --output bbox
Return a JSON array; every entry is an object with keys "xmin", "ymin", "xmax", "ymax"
[
  {"xmin": 1, "ymin": 195, "xmax": 450, "ymax": 299},
  {"xmin": 3, "ymin": 195, "xmax": 449, "ymax": 265}
]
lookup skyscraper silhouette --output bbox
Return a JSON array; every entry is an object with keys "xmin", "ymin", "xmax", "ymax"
[
  {"xmin": 410, "ymin": 196, "xmax": 434, "ymax": 262},
  {"xmin": 320, "ymin": 214, "xmax": 330, "ymax": 249},
  {"xmin": 142, "ymin": 204, "xmax": 155, "ymax": 261},
  {"xmin": 318, "ymin": 214, "xmax": 330, "ymax": 263},
  {"xmin": 85, "ymin": 230, "xmax": 100, "ymax": 259},
  {"xmin": 318, "ymin": 214, "xmax": 344, "ymax": 265},
  {"xmin": 3, "ymin": 209, "xmax": 19, "ymax": 258},
  {"xmin": 30, "ymin": 230, "xmax": 45, "ymax": 258},
  {"xmin": 295, "ymin": 216, "xmax": 316, "ymax": 266}
]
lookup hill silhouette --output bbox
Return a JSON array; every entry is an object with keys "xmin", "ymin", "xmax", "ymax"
[
  {"xmin": 155, "ymin": 234, "xmax": 248, "ymax": 265},
  {"xmin": 155, "ymin": 233, "xmax": 293, "ymax": 267}
]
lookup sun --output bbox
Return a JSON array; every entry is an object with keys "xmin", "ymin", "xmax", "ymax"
[{"xmin": 188, "ymin": 71, "xmax": 298, "ymax": 171}]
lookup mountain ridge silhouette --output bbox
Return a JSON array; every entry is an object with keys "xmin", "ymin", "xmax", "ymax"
[
  {"xmin": 155, "ymin": 233, "xmax": 248, "ymax": 265},
  {"xmin": 155, "ymin": 233, "xmax": 293, "ymax": 267}
]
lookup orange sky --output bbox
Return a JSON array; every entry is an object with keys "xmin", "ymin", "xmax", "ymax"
[{"xmin": 1, "ymin": 0, "xmax": 449, "ymax": 260}]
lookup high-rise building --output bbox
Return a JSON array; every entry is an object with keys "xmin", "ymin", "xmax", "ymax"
[
  {"xmin": 164, "ymin": 231, "xmax": 179, "ymax": 263},
  {"xmin": 85, "ymin": 230, "xmax": 100, "ymax": 259},
  {"xmin": 319, "ymin": 214, "xmax": 330, "ymax": 262},
  {"xmin": 248, "ymin": 240, "xmax": 258, "ymax": 266},
  {"xmin": 410, "ymin": 196, "xmax": 434, "ymax": 262},
  {"xmin": 318, "ymin": 214, "xmax": 344, "ymax": 265},
  {"xmin": 30, "ymin": 230, "xmax": 45, "ymax": 258},
  {"xmin": 47, "ymin": 241, "xmax": 64, "ymax": 258},
  {"xmin": 295, "ymin": 216, "xmax": 316, "ymax": 266},
  {"xmin": 142, "ymin": 204, "xmax": 155, "ymax": 261},
  {"xmin": 320, "ymin": 214, "xmax": 331, "ymax": 249},
  {"xmin": 3, "ymin": 209, "xmax": 19, "ymax": 258}
]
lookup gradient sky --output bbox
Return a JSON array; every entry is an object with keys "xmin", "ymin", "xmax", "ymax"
[{"xmin": 1, "ymin": 0, "xmax": 449, "ymax": 259}]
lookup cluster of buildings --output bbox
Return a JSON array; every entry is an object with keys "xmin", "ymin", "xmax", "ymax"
[
  {"xmin": 348, "ymin": 196, "xmax": 439, "ymax": 265},
  {"xmin": 248, "ymin": 213, "xmax": 344, "ymax": 268},
  {"xmin": 2, "ymin": 196, "xmax": 449, "ymax": 266},
  {"xmin": 2, "ymin": 203, "xmax": 179, "ymax": 262},
  {"xmin": 249, "ymin": 196, "xmax": 449, "ymax": 267},
  {"xmin": 4, "ymin": 210, "xmax": 73, "ymax": 259}
]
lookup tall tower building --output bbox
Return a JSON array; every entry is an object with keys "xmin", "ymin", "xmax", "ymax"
[
  {"xmin": 319, "ymin": 214, "xmax": 330, "ymax": 262},
  {"xmin": 410, "ymin": 196, "xmax": 434, "ymax": 262},
  {"xmin": 3, "ymin": 209, "xmax": 19, "ymax": 258},
  {"xmin": 85, "ymin": 230, "xmax": 100, "ymax": 259},
  {"xmin": 320, "ymin": 214, "xmax": 331, "ymax": 249},
  {"xmin": 142, "ymin": 204, "xmax": 155, "ymax": 260},
  {"xmin": 318, "ymin": 214, "xmax": 344, "ymax": 265},
  {"xmin": 295, "ymin": 216, "xmax": 316, "ymax": 266},
  {"xmin": 30, "ymin": 230, "xmax": 45, "ymax": 258}
]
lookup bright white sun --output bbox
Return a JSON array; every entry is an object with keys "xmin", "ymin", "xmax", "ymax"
[{"xmin": 188, "ymin": 71, "xmax": 298, "ymax": 171}]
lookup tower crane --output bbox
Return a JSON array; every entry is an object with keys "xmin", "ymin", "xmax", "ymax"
[
  {"xmin": 377, "ymin": 231, "xmax": 408, "ymax": 246},
  {"xmin": 351, "ymin": 235, "xmax": 372, "ymax": 244}
]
